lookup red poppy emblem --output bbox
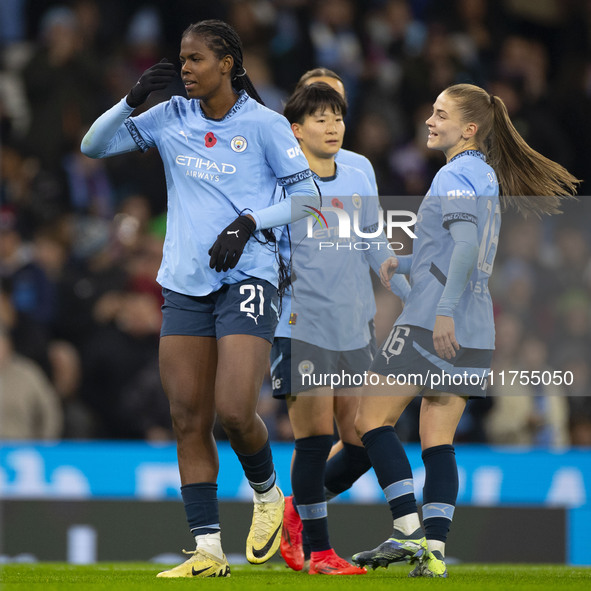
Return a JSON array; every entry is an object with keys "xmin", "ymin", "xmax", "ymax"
[
  {"xmin": 204, "ymin": 132, "xmax": 217, "ymax": 148},
  {"xmin": 331, "ymin": 198, "xmax": 344, "ymax": 209}
]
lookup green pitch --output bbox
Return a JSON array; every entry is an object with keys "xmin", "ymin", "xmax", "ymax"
[{"xmin": 1, "ymin": 562, "xmax": 589, "ymax": 590}]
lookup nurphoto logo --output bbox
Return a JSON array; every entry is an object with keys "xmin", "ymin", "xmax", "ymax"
[{"xmin": 304, "ymin": 206, "xmax": 417, "ymax": 251}]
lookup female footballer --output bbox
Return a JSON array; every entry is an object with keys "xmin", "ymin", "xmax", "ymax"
[
  {"xmin": 279, "ymin": 67, "xmax": 409, "ymax": 572},
  {"xmin": 351, "ymin": 83, "xmax": 578, "ymax": 578},
  {"xmin": 81, "ymin": 19, "xmax": 320, "ymax": 578},
  {"xmin": 271, "ymin": 82, "xmax": 408, "ymax": 575}
]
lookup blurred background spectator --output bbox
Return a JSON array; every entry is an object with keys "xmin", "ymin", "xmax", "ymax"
[
  {"xmin": 0, "ymin": 328, "xmax": 63, "ymax": 439},
  {"xmin": 0, "ymin": 0, "xmax": 589, "ymax": 445},
  {"xmin": 485, "ymin": 333, "xmax": 570, "ymax": 447}
]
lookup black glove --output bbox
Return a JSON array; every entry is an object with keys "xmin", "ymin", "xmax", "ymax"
[
  {"xmin": 208, "ymin": 215, "xmax": 256, "ymax": 272},
  {"xmin": 126, "ymin": 59, "xmax": 177, "ymax": 108}
]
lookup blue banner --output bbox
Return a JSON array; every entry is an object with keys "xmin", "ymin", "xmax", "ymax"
[{"xmin": 1, "ymin": 442, "xmax": 589, "ymax": 507}]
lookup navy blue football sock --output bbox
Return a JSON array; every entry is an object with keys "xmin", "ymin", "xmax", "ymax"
[
  {"xmin": 421, "ymin": 444, "xmax": 458, "ymax": 543},
  {"xmin": 235, "ymin": 439, "xmax": 276, "ymax": 493},
  {"xmin": 361, "ymin": 426, "xmax": 417, "ymax": 520},
  {"xmin": 291, "ymin": 497, "xmax": 311, "ymax": 559},
  {"xmin": 303, "ymin": 535, "xmax": 311, "ymax": 560},
  {"xmin": 292, "ymin": 435, "xmax": 333, "ymax": 552},
  {"xmin": 324, "ymin": 442, "xmax": 372, "ymax": 500},
  {"xmin": 181, "ymin": 482, "xmax": 220, "ymax": 536}
]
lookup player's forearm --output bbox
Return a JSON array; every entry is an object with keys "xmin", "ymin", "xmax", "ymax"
[
  {"xmin": 390, "ymin": 274, "xmax": 411, "ymax": 302},
  {"xmin": 81, "ymin": 97, "xmax": 137, "ymax": 158},
  {"xmin": 250, "ymin": 176, "xmax": 320, "ymax": 230},
  {"xmin": 436, "ymin": 221, "xmax": 479, "ymax": 317},
  {"xmin": 363, "ymin": 231, "xmax": 389, "ymax": 273},
  {"xmin": 395, "ymin": 255, "xmax": 412, "ymax": 275}
]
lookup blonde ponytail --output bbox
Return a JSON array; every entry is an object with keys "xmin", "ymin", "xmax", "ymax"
[{"xmin": 445, "ymin": 84, "xmax": 580, "ymax": 216}]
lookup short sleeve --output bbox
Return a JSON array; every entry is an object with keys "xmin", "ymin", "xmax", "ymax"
[
  {"xmin": 124, "ymin": 101, "xmax": 168, "ymax": 152},
  {"xmin": 360, "ymin": 179, "xmax": 381, "ymax": 233},
  {"xmin": 263, "ymin": 115, "xmax": 312, "ymax": 185},
  {"xmin": 433, "ymin": 169, "xmax": 478, "ymax": 229},
  {"xmin": 358, "ymin": 156, "xmax": 378, "ymax": 196}
]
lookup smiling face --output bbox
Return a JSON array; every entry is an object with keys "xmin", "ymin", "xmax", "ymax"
[
  {"xmin": 179, "ymin": 33, "xmax": 232, "ymax": 101},
  {"xmin": 425, "ymin": 91, "xmax": 477, "ymax": 159},
  {"xmin": 292, "ymin": 107, "xmax": 345, "ymax": 161}
]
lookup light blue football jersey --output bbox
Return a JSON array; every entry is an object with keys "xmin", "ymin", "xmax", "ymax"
[
  {"xmin": 275, "ymin": 163, "xmax": 381, "ymax": 350},
  {"xmin": 336, "ymin": 149, "xmax": 378, "ymax": 195},
  {"xmin": 395, "ymin": 150, "xmax": 500, "ymax": 349},
  {"xmin": 335, "ymin": 148, "xmax": 382, "ymax": 322},
  {"xmin": 125, "ymin": 91, "xmax": 311, "ymax": 296}
]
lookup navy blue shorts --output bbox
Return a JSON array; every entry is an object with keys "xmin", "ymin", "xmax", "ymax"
[
  {"xmin": 161, "ymin": 279, "xmax": 279, "ymax": 343},
  {"xmin": 370, "ymin": 325, "xmax": 492, "ymax": 397},
  {"xmin": 270, "ymin": 337, "xmax": 373, "ymax": 398}
]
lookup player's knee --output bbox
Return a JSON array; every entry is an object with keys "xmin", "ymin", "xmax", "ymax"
[
  {"xmin": 169, "ymin": 399, "xmax": 208, "ymax": 437},
  {"xmin": 217, "ymin": 408, "xmax": 254, "ymax": 437},
  {"xmin": 419, "ymin": 428, "xmax": 454, "ymax": 450}
]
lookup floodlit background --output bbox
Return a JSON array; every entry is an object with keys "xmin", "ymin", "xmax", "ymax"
[{"xmin": 0, "ymin": 0, "xmax": 590, "ymax": 566}]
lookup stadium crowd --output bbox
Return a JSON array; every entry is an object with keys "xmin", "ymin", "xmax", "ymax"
[{"xmin": 1, "ymin": 0, "xmax": 590, "ymax": 445}]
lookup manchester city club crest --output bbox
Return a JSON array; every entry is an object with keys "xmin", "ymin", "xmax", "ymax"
[
  {"xmin": 231, "ymin": 136, "xmax": 248, "ymax": 152},
  {"xmin": 352, "ymin": 194, "xmax": 362, "ymax": 209},
  {"xmin": 298, "ymin": 360, "xmax": 314, "ymax": 375}
]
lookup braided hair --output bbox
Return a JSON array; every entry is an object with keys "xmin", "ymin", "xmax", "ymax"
[{"xmin": 182, "ymin": 19, "xmax": 265, "ymax": 105}]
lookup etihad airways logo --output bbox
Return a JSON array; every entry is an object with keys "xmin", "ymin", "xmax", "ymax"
[{"xmin": 176, "ymin": 154, "xmax": 236, "ymax": 181}]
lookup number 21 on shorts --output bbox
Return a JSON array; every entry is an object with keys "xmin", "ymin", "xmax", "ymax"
[{"xmin": 240, "ymin": 284, "xmax": 265, "ymax": 324}]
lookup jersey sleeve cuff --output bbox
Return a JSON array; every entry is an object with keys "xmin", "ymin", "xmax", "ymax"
[
  {"xmin": 396, "ymin": 255, "xmax": 412, "ymax": 275},
  {"xmin": 120, "ymin": 96, "xmax": 135, "ymax": 116},
  {"xmin": 442, "ymin": 212, "xmax": 478, "ymax": 229},
  {"xmin": 277, "ymin": 169, "xmax": 313, "ymax": 186},
  {"xmin": 123, "ymin": 118, "xmax": 149, "ymax": 153},
  {"xmin": 250, "ymin": 211, "xmax": 262, "ymax": 230},
  {"xmin": 436, "ymin": 306, "xmax": 455, "ymax": 317}
]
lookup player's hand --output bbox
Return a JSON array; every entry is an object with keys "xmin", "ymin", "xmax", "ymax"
[
  {"xmin": 379, "ymin": 257, "xmax": 399, "ymax": 290},
  {"xmin": 208, "ymin": 215, "xmax": 256, "ymax": 272},
  {"xmin": 126, "ymin": 59, "xmax": 177, "ymax": 108},
  {"xmin": 433, "ymin": 315, "xmax": 460, "ymax": 359}
]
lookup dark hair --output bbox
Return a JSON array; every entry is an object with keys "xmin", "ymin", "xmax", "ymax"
[
  {"xmin": 444, "ymin": 83, "xmax": 579, "ymax": 216},
  {"xmin": 295, "ymin": 68, "xmax": 344, "ymax": 91},
  {"xmin": 182, "ymin": 19, "xmax": 264, "ymax": 105},
  {"xmin": 283, "ymin": 83, "xmax": 348, "ymax": 125}
]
